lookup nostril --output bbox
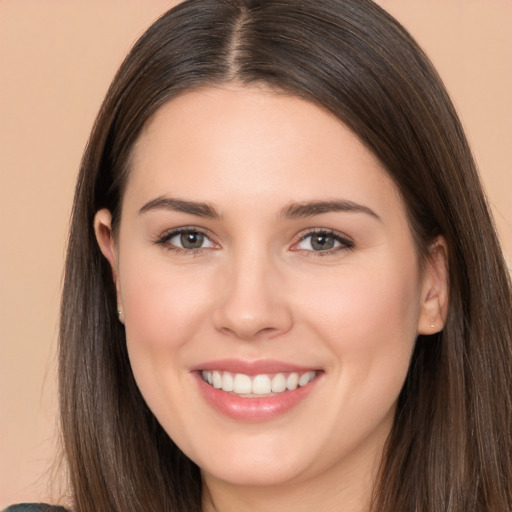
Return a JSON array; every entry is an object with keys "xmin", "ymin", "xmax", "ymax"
[{"xmin": 217, "ymin": 324, "xmax": 280, "ymax": 341}]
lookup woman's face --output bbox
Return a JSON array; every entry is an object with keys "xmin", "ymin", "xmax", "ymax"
[{"xmin": 96, "ymin": 85, "xmax": 446, "ymax": 494}]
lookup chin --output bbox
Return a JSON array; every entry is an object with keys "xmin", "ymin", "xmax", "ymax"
[
  {"xmin": 191, "ymin": 430, "xmax": 326, "ymax": 489},
  {"xmin": 202, "ymin": 458, "xmax": 304, "ymax": 488}
]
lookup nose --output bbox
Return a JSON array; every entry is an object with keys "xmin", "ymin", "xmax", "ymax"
[{"xmin": 212, "ymin": 251, "xmax": 293, "ymax": 341}]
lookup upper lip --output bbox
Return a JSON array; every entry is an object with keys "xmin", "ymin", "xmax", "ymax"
[{"xmin": 190, "ymin": 359, "xmax": 320, "ymax": 375}]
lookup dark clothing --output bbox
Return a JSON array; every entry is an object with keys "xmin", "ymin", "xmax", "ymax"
[{"xmin": 2, "ymin": 505, "xmax": 68, "ymax": 512}]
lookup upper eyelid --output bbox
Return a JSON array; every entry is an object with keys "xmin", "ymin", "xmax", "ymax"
[
  {"xmin": 159, "ymin": 226, "xmax": 212, "ymax": 239},
  {"xmin": 155, "ymin": 226, "xmax": 218, "ymax": 248},
  {"xmin": 296, "ymin": 227, "xmax": 353, "ymax": 242},
  {"xmin": 292, "ymin": 229, "xmax": 355, "ymax": 253}
]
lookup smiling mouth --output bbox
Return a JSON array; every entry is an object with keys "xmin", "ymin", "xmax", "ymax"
[{"xmin": 200, "ymin": 370, "xmax": 318, "ymax": 397}]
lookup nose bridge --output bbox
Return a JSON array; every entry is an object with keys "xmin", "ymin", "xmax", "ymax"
[{"xmin": 212, "ymin": 242, "xmax": 292, "ymax": 340}]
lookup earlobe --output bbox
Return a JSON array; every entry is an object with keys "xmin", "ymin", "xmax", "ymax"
[{"xmin": 417, "ymin": 236, "xmax": 449, "ymax": 335}]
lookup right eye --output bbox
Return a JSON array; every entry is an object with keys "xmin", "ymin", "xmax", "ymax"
[{"xmin": 156, "ymin": 228, "xmax": 217, "ymax": 253}]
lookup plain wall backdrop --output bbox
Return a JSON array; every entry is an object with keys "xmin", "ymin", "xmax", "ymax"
[{"xmin": 1, "ymin": 0, "xmax": 511, "ymax": 507}]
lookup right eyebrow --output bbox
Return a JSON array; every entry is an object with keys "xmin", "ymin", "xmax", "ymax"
[{"xmin": 138, "ymin": 196, "xmax": 221, "ymax": 219}]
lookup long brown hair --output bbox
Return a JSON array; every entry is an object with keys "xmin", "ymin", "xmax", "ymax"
[{"xmin": 60, "ymin": 1, "xmax": 512, "ymax": 510}]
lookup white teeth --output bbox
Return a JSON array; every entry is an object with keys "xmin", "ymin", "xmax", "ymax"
[
  {"xmin": 299, "ymin": 371, "xmax": 316, "ymax": 387},
  {"xmin": 271, "ymin": 373, "xmax": 287, "ymax": 393},
  {"xmin": 233, "ymin": 373, "xmax": 252, "ymax": 394},
  {"xmin": 201, "ymin": 370, "xmax": 317, "ymax": 396},
  {"xmin": 222, "ymin": 372, "xmax": 234, "ymax": 392},
  {"xmin": 202, "ymin": 370, "xmax": 214, "ymax": 385},
  {"xmin": 286, "ymin": 373, "xmax": 299, "ymax": 391},
  {"xmin": 212, "ymin": 370, "xmax": 222, "ymax": 389},
  {"xmin": 252, "ymin": 374, "xmax": 272, "ymax": 395}
]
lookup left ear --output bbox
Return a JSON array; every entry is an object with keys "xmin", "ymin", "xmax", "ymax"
[{"xmin": 417, "ymin": 236, "xmax": 449, "ymax": 335}]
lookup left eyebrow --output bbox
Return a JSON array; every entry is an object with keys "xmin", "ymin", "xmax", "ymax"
[{"xmin": 280, "ymin": 200, "xmax": 381, "ymax": 221}]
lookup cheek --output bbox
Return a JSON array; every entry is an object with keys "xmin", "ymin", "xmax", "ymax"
[
  {"xmin": 120, "ymin": 256, "xmax": 210, "ymax": 344},
  {"xmin": 117, "ymin": 253, "xmax": 215, "ymax": 401},
  {"xmin": 298, "ymin": 254, "xmax": 421, "ymax": 380}
]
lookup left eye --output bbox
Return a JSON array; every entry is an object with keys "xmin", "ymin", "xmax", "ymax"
[
  {"xmin": 164, "ymin": 229, "xmax": 216, "ymax": 250},
  {"xmin": 295, "ymin": 231, "xmax": 352, "ymax": 252}
]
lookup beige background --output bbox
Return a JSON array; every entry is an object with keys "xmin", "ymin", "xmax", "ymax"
[{"xmin": 1, "ymin": 0, "xmax": 511, "ymax": 507}]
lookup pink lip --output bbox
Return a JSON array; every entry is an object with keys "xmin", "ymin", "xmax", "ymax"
[
  {"xmin": 190, "ymin": 358, "xmax": 317, "ymax": 376},
  {"xmin": 190, "ymin": 359, "xmax": 323, "ymax": 422}
]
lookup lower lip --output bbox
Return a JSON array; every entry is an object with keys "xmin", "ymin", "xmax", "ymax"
[{"xmin": 193, "ymin": 372, "xmax": 320, "ymax": 422}]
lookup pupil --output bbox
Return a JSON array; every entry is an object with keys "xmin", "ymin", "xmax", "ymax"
[
  {"xmin": 311, "ymin": 233, "xmax": 334, "ymax": 251},
  {"xmin": 181, "ymin": 231, "xmax": 204, "ymax": 249}
]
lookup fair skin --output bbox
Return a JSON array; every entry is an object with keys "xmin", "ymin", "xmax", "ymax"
[{"xmin": 95, "ymin": 85, "xmax": 448, "ymax": 512}]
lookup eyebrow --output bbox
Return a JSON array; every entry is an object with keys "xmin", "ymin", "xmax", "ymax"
[
  {"xmin": 138, "ymin": 196, "xmax": 381, "ymax": 222},
  {"xmin": 138, "ymin": 196, "xmax": 221, "ymax": 218},
  {"xmin": 280, "ymin": 200, "xmax": 381, "ymax": 221}
]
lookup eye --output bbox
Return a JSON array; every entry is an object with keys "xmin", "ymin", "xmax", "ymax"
[
  {"xmin": 156, "ymin": 228, "xmax": 217, "ymax": 252},
  {"xmin": 172, "ymin": 230, "xmax": 210, "ymax": 249},
  {"xmin": 293, "ymin": 230, "xmax": 354, "ymax": 254}
]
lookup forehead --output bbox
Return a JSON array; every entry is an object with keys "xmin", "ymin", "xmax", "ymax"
[{"xmin": 125, "ymin": 85, "xmax": 403, "ymax": 219}]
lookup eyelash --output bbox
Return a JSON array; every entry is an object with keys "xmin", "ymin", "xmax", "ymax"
[
  {"xmin": 293, "ymin": 228, "xmax": 355, "ymax": 256},
  {"xmin": 154, "ymin": 227, "xmax": 217, "ymax": 256},
  {"xmin": 154, "ymin": 227, "xmax": 354, "ymax": 256}
]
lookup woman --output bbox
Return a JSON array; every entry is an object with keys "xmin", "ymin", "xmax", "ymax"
[{"xmin": 5, "ymin": 0, "xmax": 512, "ymax": 511}]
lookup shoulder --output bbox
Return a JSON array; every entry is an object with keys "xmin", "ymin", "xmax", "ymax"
[{"xmin": 2, "ymin": 505, "xmax": 69, "ymax": 512}]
